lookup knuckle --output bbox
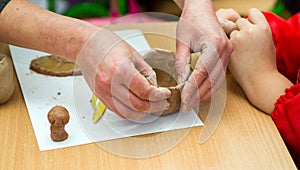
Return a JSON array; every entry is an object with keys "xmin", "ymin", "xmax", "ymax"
[
  {"xmin": 132, "ymin": 101, "xmax": 149, "ymax": 112},
  {"xmin": 194, "ymin": 67, "xmax": 208, "ymax": 79},
  {"xmin": 137, "ymin": 87, "xmax": 151, "ymax": 100}
]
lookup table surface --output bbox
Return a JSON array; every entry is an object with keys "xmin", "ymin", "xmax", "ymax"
[{"xmin": 0, "ymin": 22, "xmax": 296, "ymax": 170}]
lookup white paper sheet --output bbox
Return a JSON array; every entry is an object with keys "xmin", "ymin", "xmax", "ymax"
[{"xmin": 9, "ymin": 29, "xmax": 203, "ymax": 151}]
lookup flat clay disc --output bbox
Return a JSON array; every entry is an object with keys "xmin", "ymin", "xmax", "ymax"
[{"xmin": 30, "ymin": 55, "xmax": 81, "ymax": 77}]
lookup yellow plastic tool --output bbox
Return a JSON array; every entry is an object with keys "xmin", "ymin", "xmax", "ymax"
[{"xmin": 91, "ymin": 95, "xmax": 106, "ymax": 123}]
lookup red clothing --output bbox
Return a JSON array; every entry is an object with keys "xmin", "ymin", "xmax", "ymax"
[
  {"xmin": 262, "ymin": 12, "xmax": 300, "ymax": 167},
  {"xmin": 272, "ymin": 84, "xmax": 300, "ymax": 167},
  {"xmin": 263, "ymin": 12, "xmax": 300, "ymax": 84}
]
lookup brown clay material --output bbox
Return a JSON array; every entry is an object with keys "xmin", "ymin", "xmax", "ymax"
[
  {"xmin": 30, "ymin": 55, "xmax": 81, "ymax": 77},
  {"xmin": 153, "ymin": 68, "xmax": 181, "ymax": 116},
  {"xmin": 0, "ymin": 54, "xmax": 14, "ymax": 104},
  {"xmin": 143, "ymin": 49, "xmax": 182, "ymax": 116},
  {"xmin": 47, "ymin": 106, "xmax": 70, "ymax": 142}
]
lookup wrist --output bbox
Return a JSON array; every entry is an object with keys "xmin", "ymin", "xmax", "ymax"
[
  {"xmin": 66, "ymin": 19, "xmax": 99, "ymax": 61},
  {"xmin": 242, "ymin": 70, "xmax": 277, "ymax": 95},
  {"xmin": 242, "ymin": 70, "xmax": 293, "ymax": 114}
]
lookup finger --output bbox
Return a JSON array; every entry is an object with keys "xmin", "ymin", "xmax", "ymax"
[
  {"xmin": 93, "ymin": 89, "xmax": 124, "ymax": 118},
  {"xmin": 229, "ymin": 30, "xmax": 238, "ymax": 38},
  {"xmin": 132, "ymin": 51, "xmax": 158, "ymax": 86},
  {"xmin": 111, "ymin": 97, "xmax": 149, "ymax": 120},
  {"xmin": 129, "ymin": 73, "xmax": 171, "ymax": 101},
  {"xmin": 200, "ymin": 60, "xmax": 227, "ymax": 101},
  {"xmin": 200, "ymin": 89, "xmax": 212, "ymax": 101},
  {"xmin": 219, "ymin": 19, "xmax": 237, "ymax": 35},
  {"xmin": 236, "ymin": 18, "xmax": 250, "ymax": 30},
  {"xmin": 94, "ymin": 88, "xmax": 149, "ymax": 120},
  {"xmin": 175, "ymin": 40, "xmax": 192, "ymax": 83},
  {"xmin": 112, "ymin": 84, "xmax": 170, "ymax": 113},
  {"xmin": 181, "ymin": 43, "xmax": 219, "ymax": 104},
  {"xmin": 115, "ymin": 58, "xmax": 171, "ymax": 101},
  {"xmin": 181, "ymin": 64, "xmax": 207, "ymax": 104},
  {"xmin": 181, "ymin": 84, "xmax": 201, "ymax": 112},
  {"xmin": 94, "ymin": 87, "xmax": 157, "ymax": 120},
  {"xmin": 247, "ymin": 8, "xmax": 268, "ymax": 26},
  {"xmin": 182, "ymin": 59, "xmax": 225, "ymax": 111},
  {"xmin": 216, "ymin": 8, "xmax": 241, "ymax": 22},
  {"xmin": 216, "ymin": 8, "xmax": 240, "ymax": 35}
]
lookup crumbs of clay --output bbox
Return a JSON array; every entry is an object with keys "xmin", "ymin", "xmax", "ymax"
[{"xmin": 47, "ymin": 106, "xmax": 70, "ymax": 142}]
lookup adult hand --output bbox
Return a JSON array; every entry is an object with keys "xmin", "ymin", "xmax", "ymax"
[
  {"xmin": 78, "ymin": 28, "xmax": 171, "ymax": 120},
  {"xmin": 175, "ymin": 0, "xmax": 232, "ymax": 112}
]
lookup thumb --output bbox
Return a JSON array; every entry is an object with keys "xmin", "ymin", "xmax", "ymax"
[{"xmin": 132, "ymin": 51, "xmax": 158, "ymax": 86}]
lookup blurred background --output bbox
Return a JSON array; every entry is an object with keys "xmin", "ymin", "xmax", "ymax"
[{"xmin": 28, "ymin": 0, "xmax": 298, "ymax": 24}]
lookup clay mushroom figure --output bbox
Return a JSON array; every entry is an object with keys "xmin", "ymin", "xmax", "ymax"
[{"xmin": 47, "ymin": 106, "xmax": 70, "ymax": 142}]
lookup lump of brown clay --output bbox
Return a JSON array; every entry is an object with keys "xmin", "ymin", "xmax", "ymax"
[
  {"xmin": 47, "ymin": 106, "xmax": 70, "ymax": 142},
  {"xmin": 0, "ymin": 54, "xmax": 14, "ymax": 104},
  {"xmin": 153, "ymin": 68, "xmax": 181, "ymax": 116},
  {"xmin": 143, "ymin": 48, "xmax": 183, "ymax": 116}
]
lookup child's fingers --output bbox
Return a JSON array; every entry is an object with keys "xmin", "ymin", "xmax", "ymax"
[
  {"xmin": 219, "ymin": 19, "xmax": 237, "ymax": 34},
  {"xmin": 216, "ymin": 8, "xmax": 241, "ymax": 22},
  {"xmin": 229, "ymin": 30, "xmax": 238, "ymax": 39},
  {"xmin": 236, "ymin": 18, "xmax": 250, "ymax": 30},
  {"xmin": 247, "ymin": 8, "xmax": 268, "ymax": 26}
]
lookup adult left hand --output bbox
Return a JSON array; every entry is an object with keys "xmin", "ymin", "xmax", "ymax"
[{"xmin": 175, "ymin": 0, "xmax": 232, "ymax": 112}]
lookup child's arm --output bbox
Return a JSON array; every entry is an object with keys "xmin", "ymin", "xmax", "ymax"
[
  {"xmin": 240, "ymin": 70, "xmax": 293, "ymax": 114},
  {"xmin": 226, "ymin": 8, "xmax": 293, "ymax": 114},
  {"xmin": 219, "ymin": 9, "xmax": 300, "ymax": 165}
]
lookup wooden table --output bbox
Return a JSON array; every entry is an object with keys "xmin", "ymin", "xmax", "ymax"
[{"xmin": 0, "ymin": 22, "xmax": 296, "ymax": 169}]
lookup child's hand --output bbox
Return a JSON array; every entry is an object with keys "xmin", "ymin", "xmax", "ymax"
[
  {"xmin": 229, "ymin": 8, "xmax": 277, "ymax": 89},
  {"xmin": 228, "ymin": 8, "xmax": 293, "ymax": 114},
  {"xmin": 216, "ymin": 8, "xmax": 241, "ymax": 34}
]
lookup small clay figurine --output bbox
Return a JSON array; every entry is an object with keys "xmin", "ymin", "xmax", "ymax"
[{"xmin": 47, "ymin": 106, "xmax": 70, "ymax": 142}]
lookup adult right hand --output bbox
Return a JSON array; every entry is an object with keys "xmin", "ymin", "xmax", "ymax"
[
  {"xmin": 175, "ymin": 0, "xmax": 232, "ymax": 112},
  {"xmin": 78, "ymin": 28, "xmax": 171, "ymax": 120}
]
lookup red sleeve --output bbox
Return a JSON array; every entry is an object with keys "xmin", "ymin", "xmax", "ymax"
[
  {"xmin": 271, "ymin": 83, "xmax": 300, "ymax": 167},
  {"xmin": 262, "ymin": 12, "xmax": 300, "ymax": 84}
]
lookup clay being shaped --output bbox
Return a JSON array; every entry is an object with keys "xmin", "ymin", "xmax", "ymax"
[
  {"xmin": 0, "ymin": 54, "xmax": 14, "ymax": 104},
  {"xmin": 143, "ymin": 48, "xmax": 188, "ymax": 116},
  {"xmin": 47, "ymin": 106, "xmax": 70, "ymax": 142}
]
